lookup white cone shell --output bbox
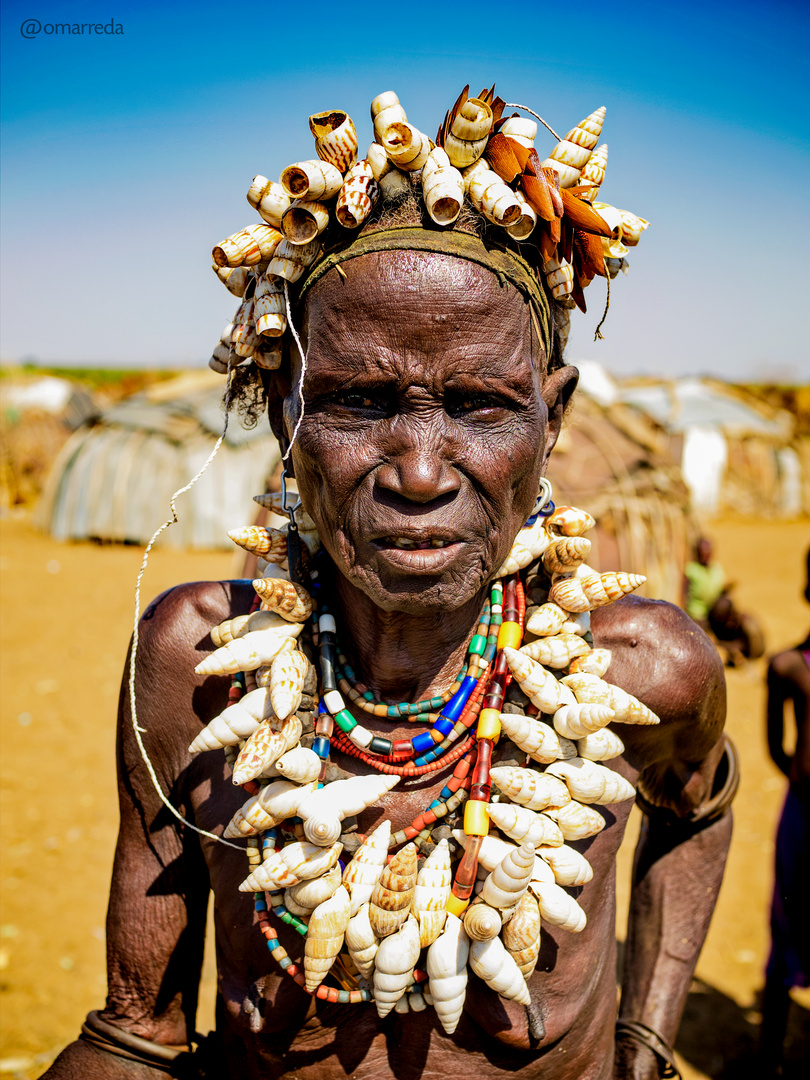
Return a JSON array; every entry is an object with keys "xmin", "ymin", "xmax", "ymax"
[
  {"xmin": 502, "ymin": 648, "xmax": 576, "ymax": 714},
  {"xmin": 529, "ymin": 880, "xmax": 587, "ymax": 933},
  {"xmin": 480, "ymin": 841, "xmax": 536, "ymax": 909},
  {"xmin": 426, "ymin": 914, "xmax": 469, "ymax": 1035},
  {"xmin": 304, "ymin": 884, "xmax": 352, "ymax": 992},
  {"xmin": 373, "ymin": 917, "xmax": 421, "ymax": 1017},
  {"xmin": 545, "ymin": 758, "xmax": 635, "ymax": 805},
  {"xmin": 544, "ymin": 800, "xmax": 606, "ymax": 840},
  {"xmin": 195, "ymin": 623, "xmax": 302, "ymax": 677},
  {"xmin": 484, "ymin": 803, "xmax": 565, "ymax": 848},
  {"xmin": 490, "ymin": 766, "xmax": 572, "ymax": 811},
  {"xmin": 412, "ymin": 839, "xmax": 451, "ymax": 947},
  {"xmin": 498, "ymin": 712, "xmax": 566, "ymax": 764},
  {"xmin": 577, "ymin": 728, "xmax": 625, "ymax": 761},
  {"xmin": 345, "ymin": 902, "xmax": 380, "ymax": 979},
  {"xmin": 188, "ymin": 686, "xmax": 271, "ymax": 752},
  {"xmin": 298, "ymin": 774, "xmax": 400, "ymax": 846},
  {"xmin": 469, "ymin": 936, "xmax": 531, "ymax": 1005},
  {"xmin": 537, "ymin": 844, "xmax": 593, "ymax": 887},
  {"xmin": 342, "ymin": 819, "xmax": 391, "ymax": 915},
  {"xmin": 560, "ymin": 674, "xmax": 660, "ymax": 725},
  {"xmin": 553, "ymin": 703, "xmax": 615, "ymax": 740},
  {"xmin": 452, "ymin": 830, "xmax": 555, "ymax": 882}
]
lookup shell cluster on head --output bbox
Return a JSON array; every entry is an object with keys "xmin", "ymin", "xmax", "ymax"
[{"xmin": 208, "ymin": 84, "xmax": 649, "ymax": 376}]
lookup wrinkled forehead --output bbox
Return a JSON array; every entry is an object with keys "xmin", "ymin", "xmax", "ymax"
[{"xmin": 298, "ymin": 249, "xmax": 547, "ymax": 386}]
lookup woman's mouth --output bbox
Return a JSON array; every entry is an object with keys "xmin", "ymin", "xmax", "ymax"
[{"xmin": 376, "ymin": 536, "xmax": 454, "ymax": 550}]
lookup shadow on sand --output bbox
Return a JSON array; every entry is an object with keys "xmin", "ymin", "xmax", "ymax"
[
  {"xmin": 675, "ymin": 977, "xmax": 808, "ymax": 1080},
  {"xmin": 616, "ymin": 940, "xmax": 808, "ymax": 1078}
]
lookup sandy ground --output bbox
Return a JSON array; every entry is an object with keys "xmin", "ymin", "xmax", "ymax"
[{"xmin": 0, "ymin": 512, "xmax": 808, "ymax": 1078}]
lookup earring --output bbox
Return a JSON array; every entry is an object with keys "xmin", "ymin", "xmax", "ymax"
[{"xmin": 530, "ymin": 477, "xmax": 555, "ymax": 520}]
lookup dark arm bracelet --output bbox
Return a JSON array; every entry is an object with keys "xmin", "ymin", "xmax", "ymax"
[
  {"xmin": 615, "ymin": 1018, "xmax": 681, "ymax": 1079},
  {"xmin": 635, "ymin": 734, "xmax": 739, "ymax": 831},
  {"xmin": 80, "ymin": 1011, "xmax": 192, "ymax": 1074}
]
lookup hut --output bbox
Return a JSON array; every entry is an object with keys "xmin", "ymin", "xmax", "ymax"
[
  {"xmin": 1, "ymin": 373, "xmax": 98, "ymax": 508},
  {"xmin": 616, "ymin": 377, "xmax": 799, "ymax": 518},
  {"xmin": 548, "ymin": 365, "xmax": 692, "ymax": 605},
  {"xmin": 38, "ymin": 371, "xmax": 281, "ymax": 549}
]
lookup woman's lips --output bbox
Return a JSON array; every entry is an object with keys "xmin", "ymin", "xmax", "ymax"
[
  {"xmin": 369, "ymin": 536, "xmax": 464, "ymax": 571},
  {"xmin": 376, "ymin": 536, "xmax": 453, "ymax": 550}
]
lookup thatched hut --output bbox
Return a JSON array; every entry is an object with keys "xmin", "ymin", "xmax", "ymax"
[
  {"xmin": 38, "ymin": 371, "xmax": 280, "ymax": 549},
  {"xmin": 548, "ymin": 377, "xmax": 692, "ymax": 605}
]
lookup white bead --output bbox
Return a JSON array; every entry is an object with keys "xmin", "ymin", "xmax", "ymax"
[
  {"xmin": 323, "ymin": 690, "xmax": 345, "ymax": 715},
  {"xmin": 319, "ymin": 614, "xmax": 337, "ymax": 634},
  {"xmin": 351, "ymin": 726, "xmax": 373, "ymax": 749}
]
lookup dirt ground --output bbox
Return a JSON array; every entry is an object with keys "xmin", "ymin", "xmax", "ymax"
[{"xmin": 1, "ymin": 512, "xmax": 808, "ymax": 1078}]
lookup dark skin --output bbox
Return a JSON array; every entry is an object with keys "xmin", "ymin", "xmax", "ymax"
[
  {"xmin": 760, "ymin": 562, "xmax": 810, "ymax": 1072},
  {"xmin": 43, "ymin": 252, "xmax": 729, "ymax": 1080}
]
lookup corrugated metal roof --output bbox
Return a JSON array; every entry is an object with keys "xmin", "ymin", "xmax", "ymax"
[{"xmin": 618, "ymin": 378, "xmax": 790, "ymax": 438}]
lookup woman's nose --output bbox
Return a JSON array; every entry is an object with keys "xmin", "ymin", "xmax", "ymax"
[{"xmin": 376, "ymin": 442, "xmax": 462, "ymax": 504}]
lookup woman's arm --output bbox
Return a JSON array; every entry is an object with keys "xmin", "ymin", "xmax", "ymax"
[
  {"xmin": 591, "ymin": 597, "xmax": 731, "ymax": 1080},
  {"xmin": 42, "ymin": 582, "xmax": 244, "ymax": 1078}
]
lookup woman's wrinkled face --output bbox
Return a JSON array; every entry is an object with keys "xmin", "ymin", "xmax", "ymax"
[{"xmin": 285, "ymin": 250, "xmax": 562, "ymax": 614}]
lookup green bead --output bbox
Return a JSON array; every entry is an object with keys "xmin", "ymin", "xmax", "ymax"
[
  {"xmin": 429, "ymin": 696, "xmax": 445, "ymax": 710},
  {"xmin": 469, "ymin": 633, "xmax": 487, "ymax": 656},
  {"xmin": 335, "ymin": 709, "xmax": 356, "ymax": 733}
]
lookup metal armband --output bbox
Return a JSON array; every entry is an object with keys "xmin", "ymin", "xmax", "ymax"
[
  {"xmin": 80, "ymin": 1011, "xmax": 221, "ymax": 1077},
  {"xmin": 635, "ymin": 734, "xmax": 740, "ymax": 830},
  {"xmin": 615, "ymin": 1018, "xmax": 681, "ymax": 1078}
]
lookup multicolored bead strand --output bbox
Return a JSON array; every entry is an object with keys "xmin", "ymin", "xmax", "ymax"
[{"xmin": 448, "ymin": 576, "xmax": 523, "ymax": 914}]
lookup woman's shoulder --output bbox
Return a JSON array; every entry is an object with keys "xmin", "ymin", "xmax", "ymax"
[
  {"xmin": 138, "ymin": 579, "xmax": 256, "ymax": 653},
  {"xmin": 591, "ymin": 595, "xmax": 725, "ymax": 756}
]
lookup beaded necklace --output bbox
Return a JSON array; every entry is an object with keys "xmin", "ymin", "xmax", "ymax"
[
  {"xmin": 309, "ymin": 570, "xmax": 498, "ymax": 766},
  {"xmin": 194, "ymin": 494, "xmax": 653, "ymax": 1028}
]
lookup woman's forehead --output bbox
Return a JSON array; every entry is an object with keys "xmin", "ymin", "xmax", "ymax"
[{"xmin": 301, "ymin": 249, "xmax": 543, "ymax": 380}]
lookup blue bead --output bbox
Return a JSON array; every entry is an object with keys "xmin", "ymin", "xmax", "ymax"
[
  {"xmin": 312, "ymin": 736, "xmax": 331, "ymax": 759},
  {"xmin": 412, "ymin": 731, "xmax": 436, "ymax": 754},
  {"xmin": 433, "ymin": 717, "xmax": 454, "ymax": 738},
  {"xmin": 441, "ymin": 675, "xmax": 478, "ymax": 722}
]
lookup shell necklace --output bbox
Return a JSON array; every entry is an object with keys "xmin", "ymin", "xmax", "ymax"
[{"xmin": 190, "ymin": 494, "xmax": 658, "ymax": 1030}]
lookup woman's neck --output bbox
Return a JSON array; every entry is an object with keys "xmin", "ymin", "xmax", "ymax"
[{"xmin": 333, "ymin": 571, "xmax": 486, "ymax": 705}]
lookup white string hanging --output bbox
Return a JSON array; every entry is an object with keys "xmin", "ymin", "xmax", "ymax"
[{"xmin": 127, "ymin": 359, "xmax": 245, "ymax": 850}]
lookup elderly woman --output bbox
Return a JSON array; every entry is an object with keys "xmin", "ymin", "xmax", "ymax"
[{"xmin": 44, "ymin": 90, "xmax": 734, "ymax": 1080}]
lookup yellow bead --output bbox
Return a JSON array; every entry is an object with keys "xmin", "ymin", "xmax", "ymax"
[
  {"xmin": 497, "ymin": 620, "xmax": 522, "ymax": 651},
  {"xmin": 446, "ymin": 893, "xmax": 470, "ymax": 916},
  {"xmin": 476, "ymin": 708, "xmax": 502, "ymax": 741},
  {"xmin": 463, "ymin": 800, "xmax": 490, "ymax": 837}
]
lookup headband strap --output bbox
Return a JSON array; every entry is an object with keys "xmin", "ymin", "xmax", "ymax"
[{"xmin": 297, "ymin": 225, "xmax": 552, "ymax": 354}]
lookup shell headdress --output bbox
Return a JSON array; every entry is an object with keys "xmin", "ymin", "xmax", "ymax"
[{"xmin": 208, "ymin": 84, "xmax": 649, "ymax": 376}]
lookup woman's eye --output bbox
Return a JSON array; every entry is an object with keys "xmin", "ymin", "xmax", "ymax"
[
  {"xmin": 445, "ymin": 392, "xmax": 509, "ymax": 416},
  {"xmin": 334, "ymin": 391, "xmax": 373, "ymax": 407}
]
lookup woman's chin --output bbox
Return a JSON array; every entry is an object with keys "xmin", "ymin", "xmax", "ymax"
[{"xmin": 339, "ymin": 541, "xmax": 494, "ymax": 615}]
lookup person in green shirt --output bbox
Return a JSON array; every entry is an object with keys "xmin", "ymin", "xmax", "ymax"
[{"xmin": 683, "ymin": 537, "xmax": 764, "ymax": 665}]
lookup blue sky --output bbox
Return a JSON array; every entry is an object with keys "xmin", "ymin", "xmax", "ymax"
[{"xmin": 1, "ymin": 0, "xmax": 808, "ymax": 379}]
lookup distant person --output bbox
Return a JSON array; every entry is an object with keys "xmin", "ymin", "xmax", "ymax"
[
  {"xmin": 760, "ymin": 549, "xmax": 810, "ymax": 1075},
  {"xmin": 683, "ymin": 537, "xmax": 764, "ymax": 666}
]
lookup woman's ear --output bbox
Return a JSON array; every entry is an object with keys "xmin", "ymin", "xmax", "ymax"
[{"xmin": 541, "ymin": 365, "xmax": 579, "ymax": 466}]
